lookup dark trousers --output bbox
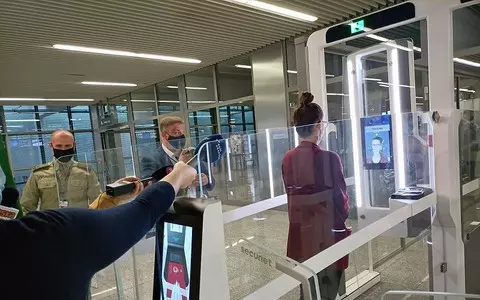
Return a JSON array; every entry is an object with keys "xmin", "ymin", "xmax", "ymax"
[{"xmin": 300, "ymin": 266, "xmax": 343, "ymax": 300}]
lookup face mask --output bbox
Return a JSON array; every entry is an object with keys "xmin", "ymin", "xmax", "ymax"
[
  {"xmin": 167, "ymin": 135, "xmax": 186, "ymax": 150},
  {"xmin": 53, "ymin": 148, "xmax": 75, "ymax": 163}
]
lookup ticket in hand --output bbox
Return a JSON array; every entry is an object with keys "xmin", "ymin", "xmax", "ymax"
[{"xmin": 0, "ymin": 205, "xmax": 19, "ymax": 220}]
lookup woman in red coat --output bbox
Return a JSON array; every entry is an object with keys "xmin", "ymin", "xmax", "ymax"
[{"xmin": 282, "ymin": 92, "xmax": 350, "ymax": 300}]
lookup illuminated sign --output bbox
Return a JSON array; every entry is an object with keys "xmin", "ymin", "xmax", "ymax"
[
  {"xmin": 326, "ymin": 3, "xmax": 415, "ymax": 43},
  {"xmin": 350, "ymin": 20, "xmax": 365, "ymax": 34}
]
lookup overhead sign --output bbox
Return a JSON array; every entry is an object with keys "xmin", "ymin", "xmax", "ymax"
[{"xmin": 350, "ymin": 20, "xmax": 365, "ymax": 34}]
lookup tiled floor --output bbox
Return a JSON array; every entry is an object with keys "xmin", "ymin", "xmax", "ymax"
[{"xmin": 89, "ymin": 204, "xmax": 431, "ymax": 300}]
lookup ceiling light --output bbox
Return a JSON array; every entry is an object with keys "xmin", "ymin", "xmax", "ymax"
[
  {"xmin": 229, "ymin": 0, "xmax": 317, "ymax": 22},
  {"xmin": 366, "ymin": 34, "xmax": 417, "ymax": 52},
  {"xmin": 158, "ymin": 100, "xmax": 180, "ymax": 104},
  {"xmin": 0, "ymin": 98, "xmax": 95, "ymax": 102},
  {"xmin": 378, "ymin": 82, "xmax": 414, "ymax": 89},
  {"xmin": 454, "ymin": 58, "xmax": 480, "ymax": 68},
  {"xmin": 287, "ymin": 70, "xmax": 298, "ymax": 74},
  {"xmin": 366, "ymin": 34, "xmax": 388, "ymax": 42},
  {"xmin": 456, "ymin": 88, "xmax": 476, "ymax": 93},
  {"xmin": 363, "ymin": 78, "xmax": 382, "ymax": 81},
  {"xmin": 130, "ymin": 99, "xmax": 157, "ymax": 103},
  {"xmin": 326, "ymin": 74, "xmax": 335, "ymax": 78},
  {"xmin": 235, "ymin": 64, "xmax": 252, "ymax": 69},
  {"xmin": 326, "ymin": 93, "xmax": 349, "ymax": 96},
  {"xmin": 6, "ymin": 119, "xmax": 40, "ymax": 122},
  {"xmin": 187, "ymin": 100, "xmax": 216, "ymax": 104},
  {"xmin": 81, "ymin": 81, "xmax": 137, "ymax": 87},
  {"xmin": 166, "ymin": 86, "xmax": 207, "ymax": 90},
  {"xmin": 52, "ymin": 44, "xmax": 201, "ymax": 64}
]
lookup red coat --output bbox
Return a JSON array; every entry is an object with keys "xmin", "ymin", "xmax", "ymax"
[{"xmin": 282, "ymin": 141, "xmax": 350, "ymax": 270}]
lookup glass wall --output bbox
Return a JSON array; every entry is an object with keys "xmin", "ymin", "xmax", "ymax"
[
  {"xmin": 286, "ymin": 39, "xmax": 298, "ymax": 89},
  {"xmin": 453, "ymin": 3, "xmax": 480, "ymax": 241},
  {"xmin": 2, "ymin": 105, "xmax": 95, "ymax": 191},
  {"xmin": 156, "ymin": 78, "xmax": 181, "ymax": 114},
  {"xmin": 99, "ymin": 95, "xmax": 129, "ymax": 126},
  {"xmin": 188, "ymin": 108, "xmax": 217, "ymax": 145},
  {"xmin": 130, "ymin": 85, "xmax": 156, "ymax": 120},
  {"xmin": 219, "ymin": 101, "xmax": 255, "ymax": 134},
  {"xmin": 217, "ymin": 55, "xmax": 253, "ymax": 102},
  {"xmin": 185, "ymin": 67, "xmax": 216, "ymax": 108}
]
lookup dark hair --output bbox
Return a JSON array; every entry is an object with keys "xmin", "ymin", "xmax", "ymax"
[
  {"xmin": 293, "ymin": 92, "xmax": 324, "ymax": 137},
  {"xmin": 372, "ymin": 136, "xmax": 383, "ymax": 143}
]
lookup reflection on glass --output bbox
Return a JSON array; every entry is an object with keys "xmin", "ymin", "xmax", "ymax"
[
  {"xmin": 188, "ymin": 109, "xmax": 217, "ymax": 145},
  {"xmin": 217, "ymin": 55, "xmax": 253, "ymax": 101},
  {"xmin": 185, "ymin": 67, "xmax": 216, "ymax": 108},
  {"xmin": 8, "ymin": 134, "xmax": 44, "ymax": 169},
  {"xmin": 135, "ymin": 120, "xmax": 159, "ymax": 146},
  {"xmin": 156, "ymin": 79, "xmax": 181, "ymax": 114},
  {"xmin": 131, "ymin": 85, "xmax": 156, "ymax": 120},
  {"xmin": 4, "ymin": 105, "xmax": 40, "ymax": 133},
  {"xmin": 453, "ymin": 4, "xmax": 480, "ymax": 239},
  {"xmin": 73, "ymin": 132, "xmax": 95, "ymax": 161},
  {"xmin": 286, "ymin": 39, "xmax": 297, "ymax": 88},
  {"xmin": 71, "ymin": 106, "xmax": 92, "ymax": 130},
  {"xmin": 38, "ymin": 106, "xmax": 70, "ymax": 131},
  {"xmin": 102, "ymin": 95, "xmax": 129, "ymax": 125},
  {"xmin": 101, "ymin": 131, "xmax": 134, "ymax": 182},
  {"xmin": 219, "ymin": 102, "xmax": 255, "ymax": 135}
]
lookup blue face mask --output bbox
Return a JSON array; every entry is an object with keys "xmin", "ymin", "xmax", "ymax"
[{"xmin": 167, "ymin": 135, "xmax": 186, "ymax": 150}]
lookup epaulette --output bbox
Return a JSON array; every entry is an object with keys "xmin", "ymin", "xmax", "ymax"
[{"xmin": 32, "ymin": 163, "xmax": 51, "ymax": 172}]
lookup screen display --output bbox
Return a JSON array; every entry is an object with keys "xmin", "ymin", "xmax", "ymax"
[
  {"xmin": 361, "ymin": 115, "xmax": 393, "ymax": 170},
  {"xmin": 325, "ymin": 3, "xmax": 415, "ymax": 43},
  {"xmin": 160, "ymin": 222, "xmax": 193, "ymax": 300}
]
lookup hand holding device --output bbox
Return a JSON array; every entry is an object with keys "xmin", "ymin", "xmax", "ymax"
[
  {"xmin": 161, "ymin": 162, "xmax": 197, "ymax": 193},
  {"xmin": 105, "ymin": 176, "xmax": 144, "ymax": 201},
  {"xmin": 192, "ymin": 173, "xmax": 209, "ymax": 186}
]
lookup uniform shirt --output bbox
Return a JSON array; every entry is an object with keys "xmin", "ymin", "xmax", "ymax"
[
  {"xmin": 0, "ymin": 181, "xmax": 175, "ymax": 300},
  {"xmin": 20, "ymin": 160, "xmax": 101, "ymax": 213}
]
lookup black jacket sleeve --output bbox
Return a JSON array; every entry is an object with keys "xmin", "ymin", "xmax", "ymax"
[{"xmin": 3, "ymin": 181, "xmax": 175, "ymax": 275}]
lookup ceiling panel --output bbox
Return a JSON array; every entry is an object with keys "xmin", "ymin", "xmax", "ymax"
[{"xmin": 0, "ymin": 0, "xmax": 399, "ymax": 101}]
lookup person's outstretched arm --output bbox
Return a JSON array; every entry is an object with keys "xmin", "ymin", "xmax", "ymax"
[
  {"xmin": 63, "ymin": 181, "xmax": 176, "ymax": 273},
  {"xmin": 5, "ymin": 162, "xmax": 195, "ymax": 277}
]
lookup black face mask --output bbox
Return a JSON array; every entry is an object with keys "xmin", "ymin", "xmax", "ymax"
[
  {"xmin": 167, "ymin": 135, "xmax": 186, "ymax": 150},
  {"xmin": 53, "ymin": 148, "xmax": 75, "ymax": 163}
]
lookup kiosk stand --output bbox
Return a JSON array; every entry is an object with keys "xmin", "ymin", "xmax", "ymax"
[
  {"xmin": 345, "ymin": 40, "xmax": 434, "ymax": 237},
  {"xmin": 153, "ymin": 197, "xmax": 229, "ymax": 300},
  {"xmin": 306, "ymin": 0, "xmax": 480, "ymax": 295}
]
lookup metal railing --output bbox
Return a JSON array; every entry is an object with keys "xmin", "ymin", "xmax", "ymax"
[{"xmin": 381, "ymin": 290, "xmax": 480, "ymax": 299}]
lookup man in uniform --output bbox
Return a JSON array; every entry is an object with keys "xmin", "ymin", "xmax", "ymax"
[{"xmin": 20, "ymin": 130, "xmax": 101, "ymax": 213}]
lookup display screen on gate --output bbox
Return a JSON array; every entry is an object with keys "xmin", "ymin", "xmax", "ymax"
[
  {"xmin": 326, "ymin": 3, "xmax": 415, "ymax": 43},
  {"xmin": 361, "ymin": 115, "xmax": 394, "ymax": 170},
  {"xmin": 159, "ymin": 222, "xmax": 193, "ymax": 300}
]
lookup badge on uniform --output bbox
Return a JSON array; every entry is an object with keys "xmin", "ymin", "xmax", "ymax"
[{"xmin": 59, "ymin": 200, "xmax": 69, "ymax": 208}]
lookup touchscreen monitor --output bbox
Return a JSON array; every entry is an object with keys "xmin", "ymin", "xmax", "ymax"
[
  {"xmin": 361, "ymin": 115, "xmax": 393, "ymax": 170},
  {"xmin": 156, "ymin": 222, "xmax": 194, "ymax": 300}
]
